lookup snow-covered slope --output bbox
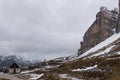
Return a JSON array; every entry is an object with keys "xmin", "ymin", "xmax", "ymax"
[{"xmin": 78, "ymin": 32, "xmax": 120, "ymax": 59}]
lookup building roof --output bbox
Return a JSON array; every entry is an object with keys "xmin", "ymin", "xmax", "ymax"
[{"xmin": 9, "ymin": 63, "xmax": 20, "ymax": 68}]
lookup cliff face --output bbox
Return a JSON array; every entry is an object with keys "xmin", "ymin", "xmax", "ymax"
[{"xmin": 78, "ymin": 7, "xmax": 118, "ymax": 55}]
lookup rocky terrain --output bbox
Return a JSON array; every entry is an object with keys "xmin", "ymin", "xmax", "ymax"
[
  {"xmin": 0, "ymin": 1, "xmax": 120, "ymax": 80},
  {"xmin": 16, "ymin": 4, "xmax": 120, "ymax": 80},
  {"xmin": 19, "ymin": 32, "xmax": 120, "ymax": 80},
  {"xmin": 13, "ymin": 5, "xmax": 120, "ymax": 79}
]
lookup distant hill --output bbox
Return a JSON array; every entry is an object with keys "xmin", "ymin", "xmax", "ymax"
[{"xmin": 0, "ymin": 55, "xmax": 32, "ymax": 67}]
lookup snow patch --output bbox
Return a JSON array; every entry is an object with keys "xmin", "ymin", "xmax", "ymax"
[
  {"xmin": 0, "ymin": 72, "xmax": 3, "ymax": 75},
  {"xmin": 90, "ymin": 45, "xmax": 115, "ymax": 57},
  {"xmin": 59, "ymin": 74, "xmax": 81, "ymax": 80},
  {"xmin": 116, "ymin": 52, "xmax": 120, "ymax": 55},
  {"xmin": 72, "ymin": 65, "xmax": 97, "ymax": 72},
  {"xmin": 29, "ymin": 73, "xmax": 44, "ymax": 80},
  {"xmin": 44, "ymin": 65, "xmax": 59, "ymax": 69},
  {"xmin": 21, "ymin": 69, "xmax": 40, "ymax": 74}
]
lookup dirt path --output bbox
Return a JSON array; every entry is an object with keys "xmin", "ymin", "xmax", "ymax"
[{"xmin": 0, "ymin": 73, "xmax": 24, "ymax": 80}]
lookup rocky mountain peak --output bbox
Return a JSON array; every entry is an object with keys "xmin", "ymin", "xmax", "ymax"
[{"xmin": 78, "ymin": 7, "xmax": 119, "ymax": 55}]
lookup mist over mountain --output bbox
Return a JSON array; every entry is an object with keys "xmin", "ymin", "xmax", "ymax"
[{"xmin": 0, "ymin": 55, "xmax": 43, "ymax": 67}]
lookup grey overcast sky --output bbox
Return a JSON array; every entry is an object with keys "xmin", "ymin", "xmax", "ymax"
[{"xmin": 0, "ymin": 0, "xmax": 118, "ymax": 60}]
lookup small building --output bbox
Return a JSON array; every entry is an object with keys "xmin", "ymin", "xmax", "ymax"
[{"xmin": 9, "ymin": 63, "xmax": 21, "ymax": 74}]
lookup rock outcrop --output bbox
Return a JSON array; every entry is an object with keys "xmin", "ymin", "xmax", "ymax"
[{"xmin": 78, "ymin": 7, "xmax": 119, "ymax": 55}]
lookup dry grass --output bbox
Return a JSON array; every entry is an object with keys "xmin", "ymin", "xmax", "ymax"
[
  {"xmin": 54, "ymin": 56, "xmax": 120, "ymax": 80},
  {"xmin": 98, "ymin": 58, "xmax": 120, "ymax": 80},
  {"xmin": 32, "ymin": 54, "xmax": 120, "ymax": 80}
]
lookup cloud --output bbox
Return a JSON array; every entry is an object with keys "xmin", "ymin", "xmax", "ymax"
[{"xmin": 0, "ymin": 0, "xmax": 118, "ymax": 60}]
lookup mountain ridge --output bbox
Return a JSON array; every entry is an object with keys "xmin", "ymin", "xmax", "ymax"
[{"xmin": 0, "ymin": 55, "xmax": 38, "ymax": 67}]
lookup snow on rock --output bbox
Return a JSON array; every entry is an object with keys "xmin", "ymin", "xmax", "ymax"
[
  {"xmin": 90, "ymin": 45, "xmax": 115, "ymax": 57},
  {"xmin": 115, "ymin": 52, "xmax": 120, "ymax": 55},
  {"xmin": 44, "ymin": 65, "xmax": 59, "ymax": 69},
  {"xmin": 72, "ymin": 65, "xmax": 97, "ymax": 72},
  {"xmin": 45, "ymin": 66, "xmax": 53, "ymax": 69},
  {"xmin": 29, "ymin": 73, "xmax": 44, "ymax": 80},
  {"xmin": 21, "ymin": 69, "xmax": 40, "ymax": 74},
  {"xmin": 118, "ymin": 52, "xmax": 120, "ymax": 54},
  {"xmin": 100, "ymin": 7, "xmax": 118, "ymax": 19},
  {"xmin": 78, "ymin": 33, "xmax": 120, "ymax": 58},
  {"xmin": 21, "ymin": 71, "xmax": 31, "ymax": 74},
  {"xmin": 0, "ymin": 72, "xmax": 3, "ymax": 75},
  {"xmin": 59, "ymin": 74, "xmax": 81, "ymax": 80},
  {"xmin": 68, "ymin": 54, "xmax": 78, "ymax": 61}
]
